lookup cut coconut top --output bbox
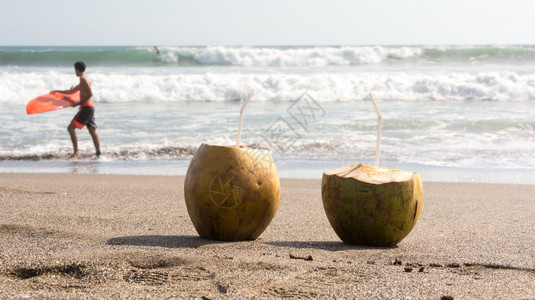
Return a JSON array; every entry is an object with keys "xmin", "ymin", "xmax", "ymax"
[{"xmin": 324, "ymin": 163, "xmax": 417, "ymax": 184}]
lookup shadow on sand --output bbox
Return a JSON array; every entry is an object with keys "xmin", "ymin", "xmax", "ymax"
[
  {"xmin": 106, "ymin": 235, "xmax": 224, "ymax": 249},
  {"xmin": 107, "ymin": 235, "xmax": 397, "ymax": 251},
  {"xmin": 264, "ymin": 241, "xmax": 397, "ymax": 251}
]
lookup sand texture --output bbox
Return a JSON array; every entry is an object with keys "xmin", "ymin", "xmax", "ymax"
[{"xmin": 0, "ymin": 173, "xmax": 534, "ymax": 299}]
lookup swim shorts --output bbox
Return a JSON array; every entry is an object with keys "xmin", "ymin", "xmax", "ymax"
[{"xmin": 71, "ymin": 105, "xmax": 97, "ymax": 129}]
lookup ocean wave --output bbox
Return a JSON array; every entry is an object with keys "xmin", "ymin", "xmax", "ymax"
[
  {"xmin": 0, "ymin": 145, "xmax": 198, "ymax": 161},
  {"xmin": 2, "ymin": 141, "xmax": 533, "ymax": 170},
  {"xmin": 2, "ymin": 70, "xmax": 534, "ymax": 104},
  {"xmin": 2, "ymin": 45, "xmax": 534, "ymax": 67},
  {"xmin": 423, "ymin": 45, "xmax": 535, "ymax": 63},
  {"xmin": 0, "ymin": 46, "xmax": 422, "ymax": 67},
  {"xmin": 172, "ymin": 46, "xmax": 423, "ymax": 66},
  {"xmin": 0, "ymin": 48, "xmax": 162, "ymax": 67}
]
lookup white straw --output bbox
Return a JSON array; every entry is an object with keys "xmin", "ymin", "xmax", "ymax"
[
  {"xmin": 368, "ymin": 93, "xmax": 382, "ymax": 167},
  {"xmin": 236, "ymin": 90, "xmax": 254, "ymax": 147}
]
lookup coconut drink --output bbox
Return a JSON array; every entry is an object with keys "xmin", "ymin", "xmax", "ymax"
[
  {"xmin": 321, "ymin": 94, "xmax": 423, "ymax": 246},
  {"xmin": 184, "ymin": 91, "xmax": 281, "ymax": 241},
  {"xmin": 322, "ymin": 164, "xmax": 422, "ymax": 246}
]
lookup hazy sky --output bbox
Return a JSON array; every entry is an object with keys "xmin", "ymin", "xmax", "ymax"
[{"xmin": 1, "ymin": 0, "xmax": 534, "ymax": 46}]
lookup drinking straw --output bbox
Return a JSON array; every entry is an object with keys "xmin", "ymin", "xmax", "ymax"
[
  {"xmin": 236, "ymin": 90, "xmax": 254, "ymax": 147},
  {"xmin": 368, "ymin": 93, "xmax": 382, "ymax": 167}
]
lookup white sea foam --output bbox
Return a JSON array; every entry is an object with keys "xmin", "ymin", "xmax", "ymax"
[
  {"xmin": 3, "ymin": 97, "xmax": 533, "ymax": 172},
  {"xmin": 170, "ymin": 46, "xmax": 423, "ymax": 66},
  {"xmin": 2, "ymin": 69, "xmax": 534, "ymax": 104}
]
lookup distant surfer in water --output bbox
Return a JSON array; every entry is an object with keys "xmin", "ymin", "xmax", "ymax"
[
  {"xmin": 154, "ymin": 46, "xmax": 160, "ymax": 57},
  {"xmin": 51, "ymin": 61, "xmax": 101, "ymax": 160}
]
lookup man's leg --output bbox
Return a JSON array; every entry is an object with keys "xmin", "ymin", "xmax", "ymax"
[
  {"xmin": 67, "ymin": 123, "xmax": 78, "ymax": 159},
  {"xmin": 87, "ymin": 125, "xmax": 101, "ymax": 157}
]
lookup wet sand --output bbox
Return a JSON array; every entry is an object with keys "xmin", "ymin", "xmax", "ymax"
[{"xmin": 0, "ymin": 173, "xmax": 534, "ymax": 299}]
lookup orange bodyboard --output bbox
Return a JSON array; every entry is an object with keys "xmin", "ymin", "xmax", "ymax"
[{"xmin": 26, "ymin": 91, "xmax": 81, "ymax": 114}]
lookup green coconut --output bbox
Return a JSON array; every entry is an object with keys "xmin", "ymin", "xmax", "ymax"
[
  {"xmin": 184, "ymin": 143, "xmax": 280, "ymax": 241},
  {"xmin": 321, "ymin": 163, "xmax": 423, "ymax": 247}
]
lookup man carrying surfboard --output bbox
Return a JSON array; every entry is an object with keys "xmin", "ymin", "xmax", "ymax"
[{"xmin": 51, "ymin": 61, "xmax": 101, "ymax": 160}]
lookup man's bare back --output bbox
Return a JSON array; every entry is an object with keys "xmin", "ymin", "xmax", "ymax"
[{"xmin": 77, "ymin": 72, "xmax": 93, "ymax": 106}]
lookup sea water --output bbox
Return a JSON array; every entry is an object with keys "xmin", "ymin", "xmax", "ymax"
[{"xmin": 0, "ymin": 45, "xmax": 534, "ymax": 184}]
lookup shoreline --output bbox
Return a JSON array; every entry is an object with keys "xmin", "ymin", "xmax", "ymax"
[
  {"xmin": 1, "ymin": 158, "xmax": 534, "ymax": 185},
  {"xmin": 0, "ymin": 173, "xmax": 534, "ymax": 298}
]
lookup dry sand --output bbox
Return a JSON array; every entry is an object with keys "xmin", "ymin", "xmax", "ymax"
[{"xmin": 0, "ymin": 173, "xmax": 534, "ymax": 299}]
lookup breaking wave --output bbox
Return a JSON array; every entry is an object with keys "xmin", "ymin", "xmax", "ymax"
[
  {"xmin": 0, "ymin": 145, "xmax": 198, "ymax": 161},
  {"xmin": 1, "ymin": 69, "xmax": 534, "ymax": 104},
  {"xmin": 2, "ymin": 45, "xmax": 535, "ymax": 67}
]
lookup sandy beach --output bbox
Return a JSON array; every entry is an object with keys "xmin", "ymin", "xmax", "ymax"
[{"xmin": 0, "ymin": 173, "xmax": 533, "ymax": 299}]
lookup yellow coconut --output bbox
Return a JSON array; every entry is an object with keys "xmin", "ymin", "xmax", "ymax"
[
  {"xmin": 321, "ymin": 163, "xmax": 423, "ymax": 247},
  {"xmin": 184, "ymin": 143, "xmax": 280, "ymax": 241}
]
